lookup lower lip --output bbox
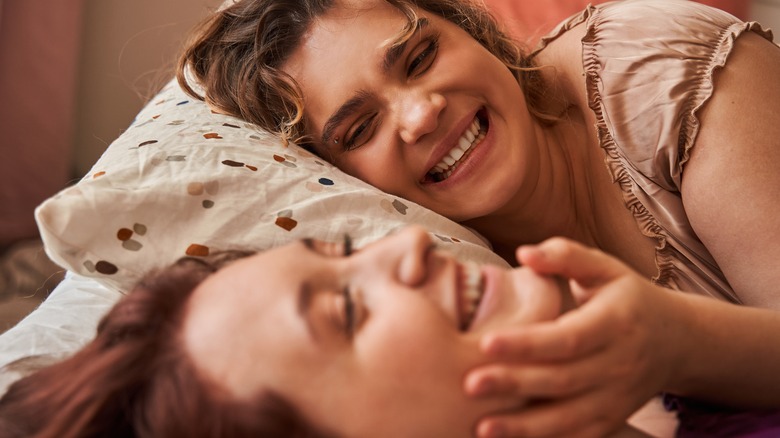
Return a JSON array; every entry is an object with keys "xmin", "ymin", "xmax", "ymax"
[
  {"xmin": 468, "ymin": 264, "xmax": 501, "ymax": 331},
  {"xmin": 427, "ymin": 110, "xmax": 494, "ymax": 189}
]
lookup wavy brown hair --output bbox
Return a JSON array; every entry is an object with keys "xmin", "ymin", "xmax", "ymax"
[
  {"xmin": 176, "ymin": 0, "xmax": 550, "ymax": 149},
  {"xmin": 0, "ymin": 252, "xmax": 333, "ymax": 438}
]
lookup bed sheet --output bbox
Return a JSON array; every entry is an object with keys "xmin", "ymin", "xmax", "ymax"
[{"xmin": 0, "ymin": 272, "xmax": 120, "ymax": 396}]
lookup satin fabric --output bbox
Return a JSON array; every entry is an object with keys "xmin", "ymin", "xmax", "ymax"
[{"xmin": 534, "ymin": 0, "xmax": 773, "ymax": 303}]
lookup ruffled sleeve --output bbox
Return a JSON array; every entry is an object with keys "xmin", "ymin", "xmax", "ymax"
[{"xmin": 534, "ymin": 0, "xmax": 774, "ymax": 302}]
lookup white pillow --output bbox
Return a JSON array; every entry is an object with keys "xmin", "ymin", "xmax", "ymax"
[{"xmin": 36, "ymin": 79, "xmax": 508, "ymax": 292}]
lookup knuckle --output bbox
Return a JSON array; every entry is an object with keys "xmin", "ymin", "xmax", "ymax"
[
  {"xmin": 546, "ymin": 237, "xmax": 575, "ymax": 257},
  {"xmin": 494, "ymin": 367, "xmax": 518, "ymax": 388},
  {"xmin": 561, "ymin": 331, "xmax": 584, "ymax": 355},
  {"xmin": 548, "ymin": 370, "xmax": 574, "ymax": 392}
]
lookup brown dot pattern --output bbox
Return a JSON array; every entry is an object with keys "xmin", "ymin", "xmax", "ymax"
[{"xmin": 186, "ymin": 244, "xmax": 210, "ymax": 257}]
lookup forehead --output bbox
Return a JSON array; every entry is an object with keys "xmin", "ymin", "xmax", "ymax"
[
  {"xmin": 282, "ymin": 0, "xmax": 424, "ymax": 133},
  {"xmin": 181, "ymin": 243, "xmax": 315, "ymax": 396},
  {"xmin": 285, "ymin": 0, "xmax": 411, "ymax": 75}
]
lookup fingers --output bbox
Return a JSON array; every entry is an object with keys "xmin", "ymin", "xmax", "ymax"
[
  {"xmin": 465, "ymin": 355, "xmax": 610, "ymax": 400},
  {"xmin": 480, "ymin": 299, "xmax": 614, "ymax": 362},
  {"xmin": 474, "ymin": 395, "xmax": 623, "ymax": 438},
  {"xmin": 516, "ymin": 238, "xmax": 627, "ymax": 288}
]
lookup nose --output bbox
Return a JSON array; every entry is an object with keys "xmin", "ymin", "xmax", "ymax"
[
  {"xmin": 396, "ymin": 90, "xmax": 446, "ymax": 144},
  {"xmin": 359, "ymin": 226, "xmax": 434, "ymax": 286}
]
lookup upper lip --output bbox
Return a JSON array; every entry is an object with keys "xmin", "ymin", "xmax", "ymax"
[{"xmin": 420, "ymin": 109, "xmax": 480, "ymax": 182}]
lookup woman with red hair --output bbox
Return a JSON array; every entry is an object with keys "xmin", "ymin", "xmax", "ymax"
[{"xmin": 4, "ymin": 0, "xmax": 780, "ymax": 436}]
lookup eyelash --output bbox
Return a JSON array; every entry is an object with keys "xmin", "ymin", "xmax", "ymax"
[
  {"xmin": 407, "ymin": 35, "xmax": 439, "ymax": 77},
  {"xmin": 342, "ymin": 35, "xmax": 440, "ymax": 151},
  {"xmin": 343, "ymin": 115, "xmax": 376, "ymax": 152},
  {"xmin": 342, "ymin": 234, "xmax": 356, "ymax": 337}
]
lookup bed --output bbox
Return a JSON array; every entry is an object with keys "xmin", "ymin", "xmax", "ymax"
[
  {"xmin": 0, "ymin": 1, "xmax": 749, "ymax": 435},
  {"xmin": 0, "ymin": 76, "xmax": 509, "ymax": 394}
]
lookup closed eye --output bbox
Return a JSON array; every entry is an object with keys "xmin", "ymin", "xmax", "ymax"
[
  {"xmin": 344, "ymin": 113, "xmax": 379, "ymax": 151},
  {"xmin": 407, "ymin": 34, "xmax": 439, "ymax": 77},
  {"xmin": 342, "ymin": 234, "xmax": 357, "ymax": 337},
  {"xmin": 340, "ymin": 35, "xmax": 439, "ymax": 151}
]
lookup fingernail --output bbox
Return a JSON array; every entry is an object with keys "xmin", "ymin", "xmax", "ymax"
[
  {"xmin": 483, "ymin": 338, "xmax": 506, "ymax": 356},
  {"xmin": 474, "ymin": 377, "xmax": 495, "ymax": 395},
  {"xmin": 479, "ymin": 422, "xmax": 506, "ymax": 438}
]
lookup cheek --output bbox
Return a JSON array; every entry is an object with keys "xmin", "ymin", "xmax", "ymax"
[
  {"xmin": 356, "ymin": 301, "xmax": 476, "ymax": 384},
  {"xmin": 361, "ymin": 312, "xmax": 457, "ymax": 367},
  {"xmin": 350, "ymin": 314, "xmax": 488, "ymax": 437},
  {"xmin": 339, "ymin": 144, "xmax": 399, "ymax": 183}
]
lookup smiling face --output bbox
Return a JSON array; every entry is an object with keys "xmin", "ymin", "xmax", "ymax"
[
  {"xmin": 282, "ymin": 0, "xmax": 543, "ymax": 221},
  {"xmin": 182, "ymin": 226, "xmax": 563, "ymax": 437}
]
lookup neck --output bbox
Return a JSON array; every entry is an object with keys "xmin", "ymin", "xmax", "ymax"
[{"xmin": 463, "ymin": 111, "xmax": 604, "ymax": 265}]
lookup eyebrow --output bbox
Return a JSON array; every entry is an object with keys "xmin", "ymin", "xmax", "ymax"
[
  {"xmin": 382, "ymin": 18, "xmax": 429, "ymax": 73},
  {"xmin": 320, "ymin": 17, "xmax": 430, "ymax": 145}
]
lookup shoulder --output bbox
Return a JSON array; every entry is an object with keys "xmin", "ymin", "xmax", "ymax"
[
  {"xmin": 682, "ymin": 32, "xmax": 780, "ymax": 307},
  {"xmin": 533, "ymin": 0, "xmax": 751, "ymax": 109},
  {"xmin": 593, "ymin": 0, "xmax": 742, "ymax": 27}
]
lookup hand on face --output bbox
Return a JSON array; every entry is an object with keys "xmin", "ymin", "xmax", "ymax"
[
  {"xmin": 464, "ymin": 238, "xmax": 684, "ymax": 438},
  {"xmin": 185, "ymin": 225, "xmax": 573, "ymax": 438}
]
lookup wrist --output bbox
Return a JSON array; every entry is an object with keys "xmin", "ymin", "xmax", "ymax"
[{"xmin": 655, "ymin": 288, "xmax": 699, "ymax": 395}]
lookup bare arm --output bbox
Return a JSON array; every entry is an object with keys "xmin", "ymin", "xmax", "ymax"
[
  {"xmin": 682, "ymin": 32, "xmax": 780, "ymax": 310},
  {"xmin": 462, "ymin": 30, "xmax": 780, "ymax": 438},
  {"xmin": 673, "ymin": 30, "xmax": 780, "ymax": 407}
]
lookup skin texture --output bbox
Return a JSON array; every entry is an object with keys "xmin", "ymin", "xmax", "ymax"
[
  {"xmin": 283, "ymin": 0, "xmax": 539, "ymax": 223},
  {"xmin": 186, "ymin": 0, "xmax": 780, "ymax": 436},
  {"xmin": 282, "ymin": 0, "xmax": 662, "ymax": 276},
  {"xmin": 182, "ymin": 226, "xmax": 565, "ymax": 438},
  {"xmin": 280, "ymin": 2, "xmax": 780, "ymax": 437}
]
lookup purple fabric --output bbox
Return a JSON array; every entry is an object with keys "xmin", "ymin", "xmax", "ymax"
[{"xmin": 665, "ymin": 395, "xmax": 780, "ymax": 437}]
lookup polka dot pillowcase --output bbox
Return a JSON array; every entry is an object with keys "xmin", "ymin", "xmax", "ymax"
[{"xmin": 35, "ymin": 79, "xmax": 508, "ymax": 292}]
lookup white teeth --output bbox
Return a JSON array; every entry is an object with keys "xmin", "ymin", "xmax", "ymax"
[
  {"xmin": 465, "ymin": 129, "xmax": 475, "ymax": 143},
  {"xmin": 458, "ymin": 136, "xmax": 471, "ymax": 151},
  {"xmin": 430, "ymin": 115, "xmax": 485, "ymax": 181},
  {"xmin": 460, "ymin": 262, "xmax": 485, "ymax": 330}
]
